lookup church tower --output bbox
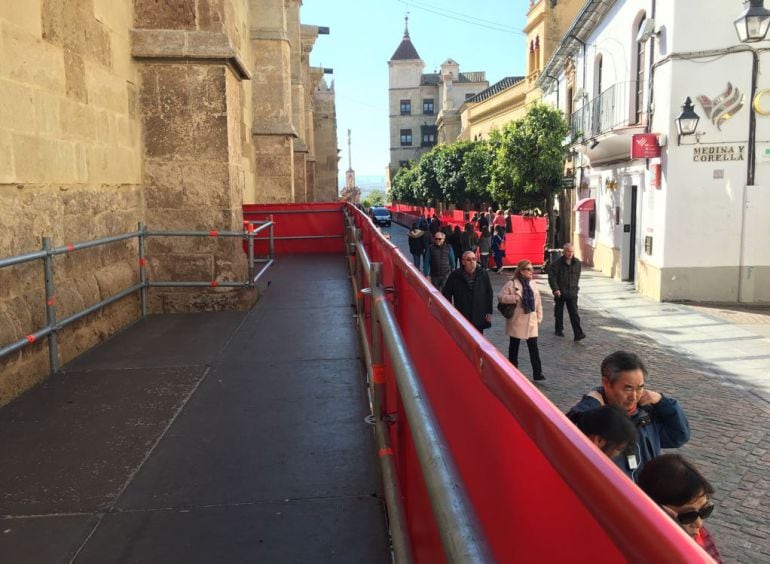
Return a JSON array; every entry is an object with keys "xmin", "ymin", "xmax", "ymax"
[{"xmin": 387, "ymin": 17, "xmax": 427, "ymax": 177}]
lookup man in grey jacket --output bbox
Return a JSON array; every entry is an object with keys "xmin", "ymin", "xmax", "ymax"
[{"xmin": 548, "ymin": 243, "xmax": 586, "ymax": 341}]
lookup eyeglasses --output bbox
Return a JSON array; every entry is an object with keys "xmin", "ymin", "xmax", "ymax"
[
  {"xmin": 673, "ymin": 503, "xmax": 715, "ymax": 525},
  {"xmin": 520, "ymin": 267, "xmax": 533, "ymax": 271}
]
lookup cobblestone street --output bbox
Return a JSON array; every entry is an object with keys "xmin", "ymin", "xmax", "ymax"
[{"xmin": 387, "ymin": 224, "xmax": 770, "ymax": 563}]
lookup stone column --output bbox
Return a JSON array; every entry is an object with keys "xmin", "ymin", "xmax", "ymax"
[
  {"xmin": 249, "ymin": 0, "xmax": 297, "ymax": 203},
  {"xmin": 132, "ymin": 1, "xmax": 255, "ymax": 311},
  {"xmin": 285, "ymin": 0, "xmax": 307, "ymax": 202}
]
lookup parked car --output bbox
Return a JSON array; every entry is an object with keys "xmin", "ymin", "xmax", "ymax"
[{"xmin": 370, "ymin": 206, "xmax": 392, "ymax": 227}]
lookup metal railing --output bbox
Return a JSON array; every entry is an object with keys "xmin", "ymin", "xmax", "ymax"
[
  {"xmin": 571, "ymin": 81, "xmax": 645, "ymax": 140},
  {"xmin": 0, "ymin": 221, "xmax": 275, "ymax": 375},
  {"xmin": 343, "ymin": 210, "xmax": 492, "ymax": 564}
]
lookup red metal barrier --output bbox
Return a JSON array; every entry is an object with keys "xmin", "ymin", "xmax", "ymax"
[
  {"xmin": 348, "ymin": 203, "xmax": 711, "ymax": 563},
  {"xmin": 243, "ymin": 202, "xmax": 345, "ymax": 255},
  {"xmin": 389, "ymin": 205, "xmax": 547, "ymax": 267}
]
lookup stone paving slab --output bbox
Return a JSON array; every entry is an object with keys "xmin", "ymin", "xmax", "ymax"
[{"xmin": 386, "ymin": 223, "xmax": 770, "ymax": 564}]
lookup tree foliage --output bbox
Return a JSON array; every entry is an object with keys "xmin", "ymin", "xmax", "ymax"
[
  {"xmin": 389, "ymin": 104, "xmax": 568, "ymax": 226},
  {"xmin": 361, "ymin": 189, "xmax": 385, "ymax": 209},
  {"xmin": 490, "ymin": 104, "xmax": 569, "ymax": 210}
]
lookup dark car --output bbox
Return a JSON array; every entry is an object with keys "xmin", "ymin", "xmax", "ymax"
[{"xmin": 370, "ymin": 206, "xmax": 391, "ymax": 227}]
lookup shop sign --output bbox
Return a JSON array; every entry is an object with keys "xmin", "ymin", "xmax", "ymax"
[
  {"xmin": 692, "ymin": 144, "xmax": 745, "ymax": 162},
  {"xmin": 650, "ymin": 163, "xmax": 661, "ymax": 188},
  {"xmin": 631, "ymin": 134, "xmax": 661, "ymax": 158}
]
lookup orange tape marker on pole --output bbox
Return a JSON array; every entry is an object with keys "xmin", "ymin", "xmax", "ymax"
[
  {"xmin": 378, "ymin": 447, "xmax": 394, "ymax": 457},
  {"xmin": 139, "ymin": 257, "xmax": 147, "ymax": 266},
  {"xmin": 46, "ymin": 296, "xmax": 56, "ymax": 306},
  {"xmin": 209, "ymin": 230, "xmax": 219, "ymax": 237},
  {"xmin": 26, "ymin": 335, "xmax": 36, "ymax": 344},
  {"xmin": 210, "ymin": 280, "xmax": 219, "ymax": 287},
  {"xmin": 67, "ymin": 244, "xmax": 74, "ymax": 253},
  {"xmin": 372, "ymin": 364, "xmax": 386, "ymax": 384}
]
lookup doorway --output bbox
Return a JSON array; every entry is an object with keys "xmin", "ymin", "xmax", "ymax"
[{"xmin": 621, "ymin": 185, "xmax": 638, "ymax": 281}]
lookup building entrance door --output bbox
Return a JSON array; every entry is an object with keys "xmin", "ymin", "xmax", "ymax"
[{"xmin": 621, "ymin": 185, "xmax": 638, "ymax": 281}]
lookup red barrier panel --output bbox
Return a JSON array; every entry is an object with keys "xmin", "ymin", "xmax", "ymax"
[
  {"xmin": 502, "ymin": 216, "xmax": 547, "ymax": 267},
  {"xmin": 347, "ymin": 203, "xmax": 711, "ymax": 563},
  {"xmin": 242, "ymin": 202, "xmax": 345, "ymax": 255}
]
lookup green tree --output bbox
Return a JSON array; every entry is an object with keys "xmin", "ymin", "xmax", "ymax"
[
  {"xmin": 461, "ymin": 140, "xmax": 495, "ymax": 206},
  {"xmin": 490, "ymin": 104, "xmax": 569, "ymax": 246},
  {"xmin": 390, "ymin": 162, "xmax": 420, "ymax": 204},
  {"xmin": 433, "ymin": 141, "xmax": 476, "ymax": 206},
  {"xmin": 361, "ymin": 189, "xmax": 385, "ymax": 209},
  {"xmin": 415, "ymin": 147, "xmax": 443, "ymax": 205}
]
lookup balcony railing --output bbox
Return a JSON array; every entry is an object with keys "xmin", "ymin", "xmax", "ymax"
[{"xmin": 570, "ymin": 81, "xmax": 645, "ymax": 141}]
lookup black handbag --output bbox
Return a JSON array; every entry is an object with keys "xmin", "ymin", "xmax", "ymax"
[{"xmin": 497, "ymin": 300, "xmax": 515, "ymax": 319}]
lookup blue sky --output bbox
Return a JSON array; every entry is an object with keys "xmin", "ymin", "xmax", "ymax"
[{"xmin": 300, "ymin": 0, "xmax": 529, "ymax": 182}]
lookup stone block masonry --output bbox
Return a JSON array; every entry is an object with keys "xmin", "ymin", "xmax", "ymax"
[{"xmin": 0, "ymin": 0, "xmax": 340, "ymax": 406}]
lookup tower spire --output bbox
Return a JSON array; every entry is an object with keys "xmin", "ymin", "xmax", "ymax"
[
  {"xmin": 404, "ymin": 12, "xmax": 410, "ymax": 38},
  {"xmin": 347, "ymin": 128, "xmax": 353, "ymax": 171}
]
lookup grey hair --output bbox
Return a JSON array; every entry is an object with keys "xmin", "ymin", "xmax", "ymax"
[{"xmin": 600, "ymin": 351, "xmax": 648, "ymax": 383}]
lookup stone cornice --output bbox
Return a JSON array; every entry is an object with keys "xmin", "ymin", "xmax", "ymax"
[
  {"xmin": 131, "ymin": 29, "xmax": 250, "ymax": 80},
  {"xmin": 250, "ymin": 28, "xmax": 290, "ymax": 43},
  {"xmin": 252, "ymin": 123, "xmax": 299, "ymax": 138}
]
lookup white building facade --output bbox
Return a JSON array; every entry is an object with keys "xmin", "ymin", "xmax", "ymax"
[{"xmin": 539, "ymin": 0, "xmax": 770, "ymax": 303}]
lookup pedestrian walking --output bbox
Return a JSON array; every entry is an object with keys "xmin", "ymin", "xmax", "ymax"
[
  {"xmin": 566, "ymin": 351, "xmax": 690, "ymax": 481},
  {"xmin": 548, "ymin": 242, "xmax": 586, "ymax": 341},
  {"xmin": 407, "ymin": 222, "xmax": 428, "ymax": 269},
  {"xmin": 429, "ymin": 213, "xmax": 441, "ymax": 235},
  {"xmin": 449, "ymin": 225, "xmax": 463, "ymax": 268},
  {"xmin": 498, "ymin": 259, "xmax": 544, "ymax": 381},
  {"xmin": 478, "ymin": 226, "xmax": 492, "ymax": 270},
  {"xmin": 491, "ymin": 226, "xmax": 506, "ymax": 273},
  {"xmin": 423, "ymin": 231, "xmax": 455, "ymax": 290},
  {"xmin": 460, "ymin": 223, "xmax": 478, "ymax": 255},
  {"xmin": 442, "ymin": 251, "xmax": 493, "ymax": 333}
]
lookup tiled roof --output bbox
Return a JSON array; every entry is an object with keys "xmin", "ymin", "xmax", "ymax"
[
  {"xmin": 420, "ymin": 72, "xmax": 487, "ymax": 85},
  {"xmin": 421, "ymin": 73, "xmax": 440, "ymax": 85},
  {"xmin": 391, "ymin": 35, "xmax": 421, "ymax": 61},
  {"xmin": 459, "ymin": 71, "xmax": 486, "ymax": 83},
  {"xmin": 466, "ymin": 76, "xmax": 525, "ymax": 103}
]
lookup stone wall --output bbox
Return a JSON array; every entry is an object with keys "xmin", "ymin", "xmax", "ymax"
[
  {"xmin": 0, "ymin": 0, "xmax": 144, "ymax": 404},
  {"xmin": 0, "ymin": 0, "xmax": 339, "ymax": 406}
]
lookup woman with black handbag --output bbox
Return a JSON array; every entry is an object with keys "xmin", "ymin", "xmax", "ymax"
[{"xmin": 498, "ymin": 259, "xmax": 544, "ymax": 381}]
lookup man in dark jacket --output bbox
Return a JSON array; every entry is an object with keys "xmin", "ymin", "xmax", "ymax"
[
  {"xmin": 423, "ymin": 232, "xmax": 455, "ymax": 290},
  {"xmin": 567, "ymin": 351, "xmax": 690, "ymax": 482},
  {"xmin": 442, "ymin": 251, "xmax": 493, "ymax": 333},
  {"xmin": 407, "ymin": 222, "xmax": 428, "ymax": 269},
  {"xmin": 548, "ymin": 242, "xmax": 586, "ymax": 340}
]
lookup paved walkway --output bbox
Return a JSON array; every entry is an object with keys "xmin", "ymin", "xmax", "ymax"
[
  {"xmin": 0, "ymin": 255, "xmax": 388, "ymax": 564},
  {"xmin": 387, "ymin": 223, "xmax": 770, "ymax": 564}
]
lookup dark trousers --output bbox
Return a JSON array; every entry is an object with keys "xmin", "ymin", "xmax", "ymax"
[
  {"xmin": 508, "ymin": 337, "xmax": 542, "ymax": 377},
  {"xmin": 554, "ymin": 295, "xmax": 584, "ymax": 336}
]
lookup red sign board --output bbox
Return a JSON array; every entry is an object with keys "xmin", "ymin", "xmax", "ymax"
[
  {"xmin": 631, "ymin": 134, "xmax": 661, "ymax": 158},
  {"xmin": 650, "ymin": 163, "xmax": 661, "ymax": 188}
]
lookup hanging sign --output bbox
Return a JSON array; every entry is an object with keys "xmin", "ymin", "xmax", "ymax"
[
  {"xmin": 631, "ymin": 134, "xmax": 661, "ymax": 158},
  {"xmin": 650, "ymin": 163, "xmax": 661, "ymax": 188}
]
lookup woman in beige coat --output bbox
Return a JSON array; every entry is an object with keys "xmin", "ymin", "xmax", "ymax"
[{"xmin": 498, "ymin": 259, "xmax": 544, "ymax": 381}]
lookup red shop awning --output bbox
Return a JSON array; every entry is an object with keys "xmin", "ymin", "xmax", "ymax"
[{"xmin": 573, "ymin": 198, "xmax": 595, "ymax": 212}]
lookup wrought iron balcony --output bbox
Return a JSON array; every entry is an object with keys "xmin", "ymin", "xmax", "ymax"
[{"xmin": 570, "ymin": 81, "xmax": 646, "ymax": 142}]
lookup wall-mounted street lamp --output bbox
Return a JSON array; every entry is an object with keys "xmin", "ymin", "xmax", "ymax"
[
  {"xmin": 675, "ymin": 97, "xmax": 701, "ymax": 145},
  {"xmin": 734, "ymin": 0, "xmax": 770, "ymax": 42}
]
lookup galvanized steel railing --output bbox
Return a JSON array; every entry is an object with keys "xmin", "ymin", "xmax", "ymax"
[
  {"xmin": 0, "ymin": 221, "xmax": 275, "ymax": 375},
  {"xmin": 344, "ymin": 210, "xmax": 492, "ymax": 564}
]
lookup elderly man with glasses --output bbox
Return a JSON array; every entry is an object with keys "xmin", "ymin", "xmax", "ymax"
[
  {"xmin": 441, "ymin": 251, "xmax": 493, "ymax": 334},
  {"xmin": 423, "ymin": 232, "xmax": 455, "ymax": 290}
]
